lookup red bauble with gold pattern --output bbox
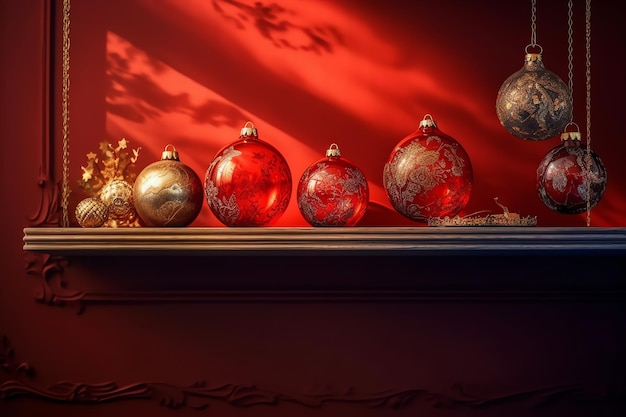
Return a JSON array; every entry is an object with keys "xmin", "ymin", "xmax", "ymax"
[
  {"xmin": 297, "ymin": 143, "xmax": 369, "ymax": 227},
  {"xmin": 204, "ymin": 122, "xmax": 292, "ymax": 226},
  {"xmin": 383, "ymin": 114, "xmax": 473, "ymax": 222},
  {"xmin": 536, "ymin": 131, "xmax": 607, "ymax": 214}
]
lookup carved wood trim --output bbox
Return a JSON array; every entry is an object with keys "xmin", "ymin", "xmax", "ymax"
[
  {"xmin": 28, "ymin": 0, "xmax": 61, "ymax": 229},
  {"xmin": 1, "ymin": 336, "xmax": 623, "ymax": 411}
]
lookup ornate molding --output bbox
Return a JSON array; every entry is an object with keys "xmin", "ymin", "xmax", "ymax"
[
  {"xmin": 43, "ymin": 289, "xmax": 626, "ymax": 315},
  {"xmin": 1, "ymin": 336, "xmax": 623, "ymax": 411},
  {"xmin": 24, "ymin": 252, "xmax": 81, "ymax": 307},
  {"xmin": 2, "ymin": 379, "xmax": 622, "ymax": 410},
  {"xmin": 28, "ymin": 0, "xmax": 61, "ymax": 229},
  {"xmin": 0, "ymin": 336, "xmax": 34, "ymax": 378}
]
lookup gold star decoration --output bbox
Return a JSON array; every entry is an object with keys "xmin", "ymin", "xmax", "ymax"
[{"xmin": 78, "ymin": 138, "xmax": 141, "ymax": 197}]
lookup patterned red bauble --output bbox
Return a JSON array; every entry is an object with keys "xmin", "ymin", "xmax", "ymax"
[
  {"xmin": 133, "ymin": 145, "xmax": 204, "ymax": 226},
  {"xmin": 297, "ymin": 143, "xmax": 369, "ymax": 227},
  {"xmin": 383, "ymin": 114, "xmax": 473, "ymax": 222},
  {"xmin": 536, "ymin": 131, "xmax": 607, "ymax": 214},
  {"xmin": 204, "ymin": 122, "xmax": 292, "ymax": 226}
]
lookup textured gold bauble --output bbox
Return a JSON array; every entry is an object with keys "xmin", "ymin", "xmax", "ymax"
[
  {"xmin": 496, "ymin": 53, "xmax": 572, "ymax": 141},
  {"xmin": 75, "ymin": 197, "xmax": 109, "ymax": 228},
  {"xmin": 100, "ymin": 179, "xmax": 135, "ymax": 219},
  {"xmin": 133, "ymin": 146, "xmax": 204, "ymax": 227}
]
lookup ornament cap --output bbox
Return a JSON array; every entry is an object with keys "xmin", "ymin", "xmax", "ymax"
[
  {"xmin": 524, "ymin": 53, "xmax": 543, "ymax": 63},
  {"xmin": 161, "ymin": 144, "xmax": 180, "ymax": 161},
  {"xmin": 561, "ymin": 131, "xmax": 581, "ymax": 142},
  {"xmin": 418, "ymin": 114, "xmax": 438, "ymax": 130},
  {"xmin": 240, "ymin": 121, "xmax": 258, "ymax": 138},
  {"xmin": 561, "ymin": 122, "xmax": 582, "ymax": 143},
  {"xmin": 326, "ymin": 143, "xmax": 342, "ymax": 158}
]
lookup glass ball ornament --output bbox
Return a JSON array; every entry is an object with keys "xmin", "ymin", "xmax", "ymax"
[
  {"xmin": 75, "ymin": 197, "xmax": 109, "ymax": 228},
  {"xmin": 496, "ymin": 46, "xmax": 573, "ymax": 141},
  {"xmin": 536, "ymin": 130, "xmax": 607, "ymax": 214},
  {"xmin": 297, "ymin": 143, "xmax": 369, "ymax": 227},
  {"xmin": 100, "ymin": 179, "xmax": 135, "ymax": 220},
  {"xmin": 204, "ymin": 121, "xmax": 292, "ymax": 226},
  {"xmin": 133, "ymin": 145, "xmax": 204, "ymax": 227},
  {"xmin": 383, "ymin": 114, "xmax": 473, "ymax": 222}
]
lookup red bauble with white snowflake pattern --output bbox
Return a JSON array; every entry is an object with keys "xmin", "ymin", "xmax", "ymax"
[
  {"xmin": 383, "ymin": 114, "xmax": 473, "ymax": 222},
  {"xmin": 204, "ymin": 122, "xmax": 292, "ymax": 226},
  {"xmin": 297, "ymin": 143, "xmax": 369, "ymax": 227}
]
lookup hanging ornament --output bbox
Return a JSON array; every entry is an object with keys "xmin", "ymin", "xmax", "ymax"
[
  {"xmin": 297, "ymin": 143, "xmax": 369, "ymax": 227},
  {"xmin": 496, "ymin": 47, "xmax": 572, "ymax": 140},
  {"xmin": 536, "ymin": 127, "xmax": 606, "ymax": 214},
  {"xmin": 75, "ymin": 197, "xmax": 109, "ymax": 228},
  {"xmin": 133, "ymin": 145, "xmax": 204, "ymax": 227},
  {"xmin": 537, "ymin": 0, "xmax": 607, "ymax": 218},
  {"xmin": 383, "ymin": 114, "xmax": 473, "ymax": 222},
  {"xmin": 204, "ymin": 121, "xmax": 292, "ymax": 227},
  {"xmin": 495, "ymin": 0, "xmax": 572, "ymax": 140}
]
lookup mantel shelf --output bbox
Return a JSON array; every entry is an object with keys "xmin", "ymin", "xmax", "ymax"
[{"xmin": 22, "ymin": 227, "xmax": 626, "ymax": 256}]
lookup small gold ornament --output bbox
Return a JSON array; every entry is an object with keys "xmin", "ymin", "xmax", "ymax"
[
  {"xmin": 75, "ymin": 197, "xmax": 109, "ymax": 228},
  {"xmin": 77, "ymin": 138, "xmax": 142, "ymax": 227},
  {"xmin": 133, "ymin": 145, "xmax": 204, "ymax": 227},
  {"xmin": 100, "ymin": 179, "xmax": 135, "ymax": 220},
  {"xmin": 428, "ymin": 198, "xmax": 537, "ymax": 227}
]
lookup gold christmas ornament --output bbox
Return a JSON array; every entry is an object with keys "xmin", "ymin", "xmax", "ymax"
[
  {"xmin": 75, "ymin": 197, "xmax": 109, "ymax": 228},
  {"xmin": 428, "ymin": 198, "xmax": 537, "ymax": 227},
  {"xmin": 77, "ymin": 138, "xmax": 142, "ymax": 227},
  {"xmin": 100, "ymin": 179, "xmax": 135, "ymax": 220},
  {"xmin": 495, "ymin": 1, "xmax": 572, "ymax": 141},
  {"xmin": 133, "ymin": 145, "xmax": 204, "ymax": 227},
  {"xmin": 496, "ymin": 48, "xmax": 572, "ymax": 141}
]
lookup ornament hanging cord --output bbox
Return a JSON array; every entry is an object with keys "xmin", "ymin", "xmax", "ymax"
[
  {"xmin": 530, "ymin": 0, "xmax": 537, "ymax": 48},
  {"xmin": 525, "ymin": 0, "xmax": 544, "ymax": 54},
  {"xmin": 567, "ymin": 0, "xmax": 574, "ymax": 98},
  {"xmin": 585, "ymin": 0, "xmax": 592, "ymax": 227},
  {"xmin": 61, "ymin": 0, "xmax": 71, "ymax": 227}
]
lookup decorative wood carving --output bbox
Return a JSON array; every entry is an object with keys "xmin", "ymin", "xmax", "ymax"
[
  {"xmin": 1, "ymin": 336, "xmax": 623, "ymax": 411},
  {"xmin": 24, "ymin": 252, "xmax": 79, "ymax": 307},
  {"xmin": 22, "ymin": 288, "xmax": 626, "ymax": 315}
]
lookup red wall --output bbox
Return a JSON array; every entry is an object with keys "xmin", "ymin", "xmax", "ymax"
[
  {"xmin": 66, "ymin": 0, "xmax": 626, "ymax": 227},
  {"xmin": 1, "ymin": 1, "xmax": 625, "ymax": 416}
]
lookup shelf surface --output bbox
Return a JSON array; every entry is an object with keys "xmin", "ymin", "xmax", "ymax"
[{"xmin": 22, "ymin": 227, "xmax": 626, "ymax": 256}]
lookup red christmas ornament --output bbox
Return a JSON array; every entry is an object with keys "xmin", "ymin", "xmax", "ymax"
[
  {"xmin": 383, "ymin": 114, "xmax": 473, "ymax": 222},
  {"xmin": 297, "ymin": 143, "xmax": 369, "ymax": 227},
  {"xmin": 204, "ymin": 121, "xmax": 292, "ymax": 226},
  {"xmin": 536, "ymin": 130, "xmax": 607, "ymax": 214}
]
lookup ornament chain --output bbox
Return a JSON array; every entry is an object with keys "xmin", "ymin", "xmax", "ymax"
[
  {"xmin": 530, "ymin": 0, "xmax": 537, "ymax": 46},
  {"xmin": 585, "ymin": 0, "xmax": 592, "ymax": 226},
  {"xmin": 567, "ymin": 0, "xmax": 574, "ymax": 99},
  {"xmin": 61, "ymin": 0, "xmax": 71, "ymax": 227}
]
